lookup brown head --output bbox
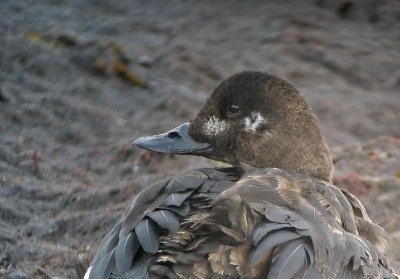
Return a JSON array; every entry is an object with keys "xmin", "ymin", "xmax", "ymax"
[{"xmin": 134, "ymin": 71, "xmax": 334, "ymax": 182}]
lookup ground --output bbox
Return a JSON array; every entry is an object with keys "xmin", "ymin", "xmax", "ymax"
[{"xmin": 0, "ymin": 0, "xmax": 399, "ymax": 278}]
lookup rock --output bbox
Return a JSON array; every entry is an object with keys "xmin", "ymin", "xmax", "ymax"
[
  {"xmin": 138, "ymin": 56, "xmax": 154, "ymax": 67},
  {"xmin": 0, "ymin": 85, "xmax": 10, "ymax": 103},
  {"xmin": 6, "ymin": 270, "xmax": 28, "ymax": 279}
]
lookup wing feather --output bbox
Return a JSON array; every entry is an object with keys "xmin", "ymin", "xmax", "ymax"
[
  {"xmin": 251, "ymin": 223, "xmax": 293, "ymax": 245},
  {"xmin": 90, "ymin": 247, "xmax": 116, "ymax": 279},
  {"xmin": 135, "ymin": 218, "xmax": 160, "ymax": 253},
  {"xmin": 115, "ymin": 232, "xmax": 140, "ymax": 273},
  {"xmin": 147, "ymin": 210, "xmax": 180, "ymax": 234},
  {"xmin": 267, "ymin": 241, "xmax": 307, "ymax": 279},
  {"xmin": 247, "ymin": 230, "xmax": 302, "ymax": 266}
]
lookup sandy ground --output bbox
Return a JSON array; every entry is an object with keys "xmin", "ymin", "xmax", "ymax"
[{"xmin": 0, "ymin": 0, "xmax": 400, "ymax": 278}]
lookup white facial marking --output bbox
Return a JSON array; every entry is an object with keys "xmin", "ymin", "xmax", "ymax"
[
  {"xmin": 203, "ymin": 116, "xmax": 228, "ymax": 136},
  {"xmin": 243, "ymin": 112, "xmax": 266, "ymax": 132}
]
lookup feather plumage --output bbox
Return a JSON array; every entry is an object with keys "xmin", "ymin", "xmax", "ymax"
[
  {"xmin": 90, "ymin": 247, "xmax": 116, "ymax": 279},
  {"xmin": 135, "ymin": 218, "xmax": 160, "ymax": 253},
  {"xmin": 115, "ymin": 232, "xmax": 140, "ymax": 273},
  {"xmin": 85, "ymin": 167, "xmax": 398, "ymax": 279},
  {"xmin": 247, "ymin": 230, "xmax": 302, "ymax": 267},
  {"xmin": 266, "ymin": 240, "xmax": 307, "ymax": 279},
  {"xmin": 251, "ymin": 222, "xmax": 293, "ymax": 245},
  {"xmin": 147, "ymin": 210, "xmax": 180, "ymax": 234}
]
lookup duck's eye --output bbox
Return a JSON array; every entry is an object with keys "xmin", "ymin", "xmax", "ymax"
[{"xmin": 227, "ymin": 105, "xmax": 240, "ymax": 116}]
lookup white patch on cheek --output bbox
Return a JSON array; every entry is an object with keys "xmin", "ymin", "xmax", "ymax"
[
  {"xmin": 244, "ymin": 117, "xmax": 252, "ymax": 128},
  {"xmin": 203, "ymin": 116, "xmax": 228, "ymax": 136},
  {"xmin": 243, "ymin": 112, "xmax": 266, "ymax": 132}
]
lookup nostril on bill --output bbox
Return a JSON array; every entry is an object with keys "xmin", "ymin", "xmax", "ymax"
[{"xmin": 168, "ymin": 131, "xmax": 181, "ymax": 139}]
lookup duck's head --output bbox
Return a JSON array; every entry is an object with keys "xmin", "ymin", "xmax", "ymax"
[{"xmin": 134, "ymin": 71, "xmax": 334, "ymax": 182}]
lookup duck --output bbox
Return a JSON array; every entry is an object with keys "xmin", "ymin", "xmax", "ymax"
[{"xmin": 83, "ymin": 71, "xmax": 398, "ymax": 279}]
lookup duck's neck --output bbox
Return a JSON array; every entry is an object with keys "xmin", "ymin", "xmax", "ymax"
[
  {"xmin": 287, "ymin": 137, "xmax": 334, "ymax": 183},
  {"xmin": 236, "ymin": 119, "xmax": 334, "ymax": 183}
]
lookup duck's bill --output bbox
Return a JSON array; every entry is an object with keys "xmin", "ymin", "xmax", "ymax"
[{"xmin": 133, "ymin": 122, "xmax": 211, "ymax": 155}]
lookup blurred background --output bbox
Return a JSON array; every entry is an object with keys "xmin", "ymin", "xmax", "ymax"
[{"xmin": 1, "ymin": 0, "xmax": 399, "ymax": 278}]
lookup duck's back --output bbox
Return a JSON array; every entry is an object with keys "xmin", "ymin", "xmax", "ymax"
[{"xmin": 85, "ymin": 167, "xmax": 397, "ymax": 279}]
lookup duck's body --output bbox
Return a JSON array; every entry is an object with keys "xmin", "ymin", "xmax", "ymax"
[{"xmin": 84, "ymin": 72, "xmax": 397, "ymax": 279}]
